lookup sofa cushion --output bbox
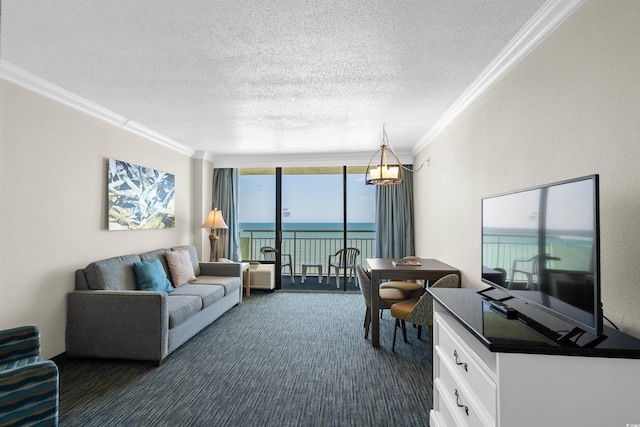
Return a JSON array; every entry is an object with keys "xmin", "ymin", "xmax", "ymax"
[
  {"xmin": 139, "ymin": 248, "xmax": 171, "ymax": 278},
  {"xmin": 166, "ymin": 295, "xmax": 202, "ymax": 329},
  {"xmin": 165, "ymin": 250, "xmax": 196, "ymax": 287},
  {"xmin": 170, "ymin": 245, "xmax": 201, "ymax": 276},
  {"xmin": 85, "ymin": 254, "xmax": 142, "ymax": 290},
  {"xmin": 133, "ymin": 259, "xmax": 175, "ymax": 293},
  {"xmin": 171, "ymin": 284, "xmax": 225, "ymax": 308},
  {"xmin": 75, "ymin": 269, "xmax": 90, "ymax": 290},
  {"xmin": 193, "ymin": 276, "xmax": 241, "ymax": 296}
]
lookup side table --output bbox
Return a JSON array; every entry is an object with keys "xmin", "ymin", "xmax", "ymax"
[
  {"xmin": 301, "ymin": 262, "xmax": 322, "ymax": 283},
  {"xmin": 240, "ymin": 262, "xmax": 250, "ymax": 298}
]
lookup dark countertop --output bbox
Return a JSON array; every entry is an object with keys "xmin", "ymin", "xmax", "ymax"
[{"xmin": 428, "ymin": 287, "xmax": 640, "ymax": 359}]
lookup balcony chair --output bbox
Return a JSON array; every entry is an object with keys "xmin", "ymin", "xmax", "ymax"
[
  {"xmin": 509, "ymin": 254, "xmax": 560, "ymax": 290},
  {"xmin": 390, "ymin": 274, "xmax": 460, "ymax": 352},
  {"xmin": 327, "ymin": 247, "xmax": 360, "ymax": 288},
  {"xmin": 356, "ymin": 265, "xmax": 406, "ymax": 340},
  {"xmin": 0, "ymin": 325, "xmax": 59, "ymax": 426},
  {"xmin": 260, "ymin": 246, "xmax": 295, "ymax": 284}
]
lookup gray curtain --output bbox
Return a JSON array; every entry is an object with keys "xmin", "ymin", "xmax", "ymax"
[
  {"xmin": 375, "ymin": 168, "xmax": 415, "ymax": 258},
  {"xmin": 213, "ymin": 168, "xmax": 241, "ymax": 261}
]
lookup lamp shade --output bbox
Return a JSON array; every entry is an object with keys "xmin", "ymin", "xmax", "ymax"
[
  {"xmin": 365, "ymin": 125, "xmax": 404, "ymax": 185},
  {"xmin": 368, "ymin": 165, "xmax": 400, "ymax": 180},
  {"xmin": 202, "ymin": 209, "xmax": 228, "ymax": 229},
  {"xmin": 365, "ymin": 144, "xmax": 403, "ymax": 185}
]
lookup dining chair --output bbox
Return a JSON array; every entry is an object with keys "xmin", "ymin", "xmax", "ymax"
[
  {"xmin": 356, "ymin": 265, "xmax": 406, "ymax": 340},
  {"xmin": 260, "ymin": 246, "xmax": 295, "ymax": 284},
  {"xmin": 379, "ymin": 257, "xmax": 425, "ymax": 298},
  {"xmin": 327, "ymin": 247, "xmax": 360, "ymax": 288},
  {"xmin": 380, "ymin": 280, "xmax": 424, "ymax": 298},
  {"xmin": 390, "ymin": 273, "xmax": 460, "ymax": 352}
]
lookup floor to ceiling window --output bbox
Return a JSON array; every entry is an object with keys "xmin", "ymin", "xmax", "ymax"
[{"xmin": 238, "ymin": 166, "xmax": 374, "ymax": 290}]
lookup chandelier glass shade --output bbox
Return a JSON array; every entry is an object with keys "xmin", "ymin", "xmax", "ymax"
[{"xmin": 365, "ymin": 126, "xmax": 403, "ymax": 185}]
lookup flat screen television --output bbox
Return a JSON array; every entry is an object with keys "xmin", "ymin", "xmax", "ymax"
[{"xmin": 481, "ymin": 174, "xmax": 602, "ymax": 338}]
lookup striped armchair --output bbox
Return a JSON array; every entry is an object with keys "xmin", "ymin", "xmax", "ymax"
[{"xmin": 0, "ymin": 325, "xmax": 59, "ymax": 426}]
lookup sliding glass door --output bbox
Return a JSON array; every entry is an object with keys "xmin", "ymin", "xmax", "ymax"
[
  {"xmin": 281, "ymin": 167, "xmax": 344, "ymax": 289},
  {"xmin": 238, "ymin": 166, "xmax": 374, "ymax": 290}
]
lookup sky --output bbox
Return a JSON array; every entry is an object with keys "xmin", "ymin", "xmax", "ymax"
[
  {"xmin": 483, "ymin": 178, "xmax": 595, "ymax": 231},
  {"xmin": 239, "ymin": 173, "xmax": 375, "ymax": 223}
]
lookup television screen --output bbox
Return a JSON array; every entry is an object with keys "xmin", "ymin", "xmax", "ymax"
[{"xmin": 481, "ymin": 175, "xmax": 602, "ymax": 337}]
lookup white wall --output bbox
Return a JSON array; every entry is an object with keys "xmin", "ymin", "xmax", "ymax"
[
  {"xmin": 0, "ymin": 79, "xmax": 205, "ymax": 358},
  {"xmin": 193, "ymin": 157, "xmax": 215, "ymax": 260},
  {"xmin": 413, "ymin": 0, "xmax": 640, "ymax": 337}
]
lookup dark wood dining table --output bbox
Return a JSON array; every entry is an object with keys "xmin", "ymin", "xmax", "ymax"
[{"xmin": 366, "ymin": 258, "xmax": 461, "ymax": 347}]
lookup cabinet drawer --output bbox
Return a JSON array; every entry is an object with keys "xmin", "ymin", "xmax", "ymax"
[
  {"xmin": 437, "ymin": 361, "xmax": 494, "ymax": 427},
  {"xmin": 432, "ymin": 380, "xmax": 461, "ymax": 427},
  {"xmin": 436, "ymin": 318, "xmax": 497, "ymax": 420},
  {"xmin": 434, "ymin": 309, "xmax": 496, "ymax": 375}
]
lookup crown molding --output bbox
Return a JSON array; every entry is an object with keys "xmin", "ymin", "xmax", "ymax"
[
  {"xmin": 412, "ymin": 0, "xmax": 587, "ymax": 155},
  {"xmin": 211, "ymin": 149, "xmax": 414, "ymax": 169},
  {"xmin": 122, "ymin": 121, "xmax": 194, "ymax": 157},
  {"xmin": 1, "ymin": 60, "xmax": 128, "ymax": 127},
  {"xmin": 1, "ymin": 59, "xmax": 198, "ymax": 158},
  {"xmin": 193, "ymin": 150, "xmax": 216, "ymax": 164},
  {"xmin": 212, "ymin": 152, "xmax": 366, "ymax": 169}
]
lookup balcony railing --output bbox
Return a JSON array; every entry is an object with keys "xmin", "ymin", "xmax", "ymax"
[
  {"xmin": 483, "ymin": 232, "xmax": 593, "ymax": 283},
  {"xmin": 483, "ymin": 234, "xmax": 539, "ymax": 283},
  {"xmin": 240, "ymin": 228, "xmax": 375, "ymax": 276}
]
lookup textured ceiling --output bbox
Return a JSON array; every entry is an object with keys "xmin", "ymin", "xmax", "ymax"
[{"xmin": 1, "ymin": 1, "xmax": 546, "ymax": 165}]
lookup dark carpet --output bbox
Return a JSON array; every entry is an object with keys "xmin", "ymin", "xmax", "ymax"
[
  {"xmin": 59, "ymin": 292, "xmax": 433, "ymax": 426},
  {"xmin": 280, "ymin": 273, "xmax": 361, "ymax": 292}
]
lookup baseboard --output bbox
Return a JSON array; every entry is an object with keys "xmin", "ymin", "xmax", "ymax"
[{"xmin": 51, "ymin": 352, "xmax": 71, "ymax": 368}]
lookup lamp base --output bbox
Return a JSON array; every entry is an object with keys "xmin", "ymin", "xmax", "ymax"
[{"xmin": 209, "ymin": 231, "xmax": 220, "ymax": 262}]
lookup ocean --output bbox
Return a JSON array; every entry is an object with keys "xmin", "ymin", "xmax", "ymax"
[{"xmin": 483, "ymin": 227, "xmax": 595, "ymax": 273}]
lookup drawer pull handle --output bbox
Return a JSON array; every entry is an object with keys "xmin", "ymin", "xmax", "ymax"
[
  {"xmin": 453, "ymin": 350, "xmax": 468, "ymax": 372},
  {"xmin": 454, "ymin": 389, "xmax": 469, "ymax": 416}
]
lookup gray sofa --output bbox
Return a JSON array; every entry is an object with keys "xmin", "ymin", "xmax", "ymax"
[{"xmin": 67, "ymin": 245, "xmax": 242, "ymax": 364}]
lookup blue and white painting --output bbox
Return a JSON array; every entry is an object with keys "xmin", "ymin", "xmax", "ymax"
[{"xmin": 108, "ymin": 159, "xmax": 175, "ymax": 230}]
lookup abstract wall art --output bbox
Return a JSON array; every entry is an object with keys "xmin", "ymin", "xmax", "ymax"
[{"xmin": 108, "ymin": 158, "xmax": 175, "ymax": 230}]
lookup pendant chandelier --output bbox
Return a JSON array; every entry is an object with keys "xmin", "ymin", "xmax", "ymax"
[{"xmin": 365, "ymin": 124, "xmax": 403, "ymax": 185}]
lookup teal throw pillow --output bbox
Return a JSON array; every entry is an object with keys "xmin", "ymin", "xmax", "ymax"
[{"xmin": 133, "ymin": 259, "xmax": 175, "ymax": 293}]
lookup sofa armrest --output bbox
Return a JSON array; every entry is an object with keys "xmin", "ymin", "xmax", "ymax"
[
  {"xmin": 199, "ymin": 262, "xmax": 242, "ymax": 277},
  {"xmin": 0, "ymin": 361, "xmax": 59, "ymax": 426},
  {"xmin": 0, "ymin": 325, "xmax": 40, "ymax": 364},
  {"xmin": 66, "ymin": 291, "xmax": 168, "ymax": 362}
]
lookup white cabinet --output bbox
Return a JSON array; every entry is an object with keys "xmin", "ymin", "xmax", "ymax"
[
  {"xmin": 430, "ymin": 302, "xmax": 640, "ymax": 427},
  {"xmin": 432, "ymin": 307, "xmax": 496, "ymax": 427}
]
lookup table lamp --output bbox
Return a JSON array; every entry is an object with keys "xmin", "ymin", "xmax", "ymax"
[{"xmin": 202, "ymin": 209, "xmax": 228, "ymax": 261}]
